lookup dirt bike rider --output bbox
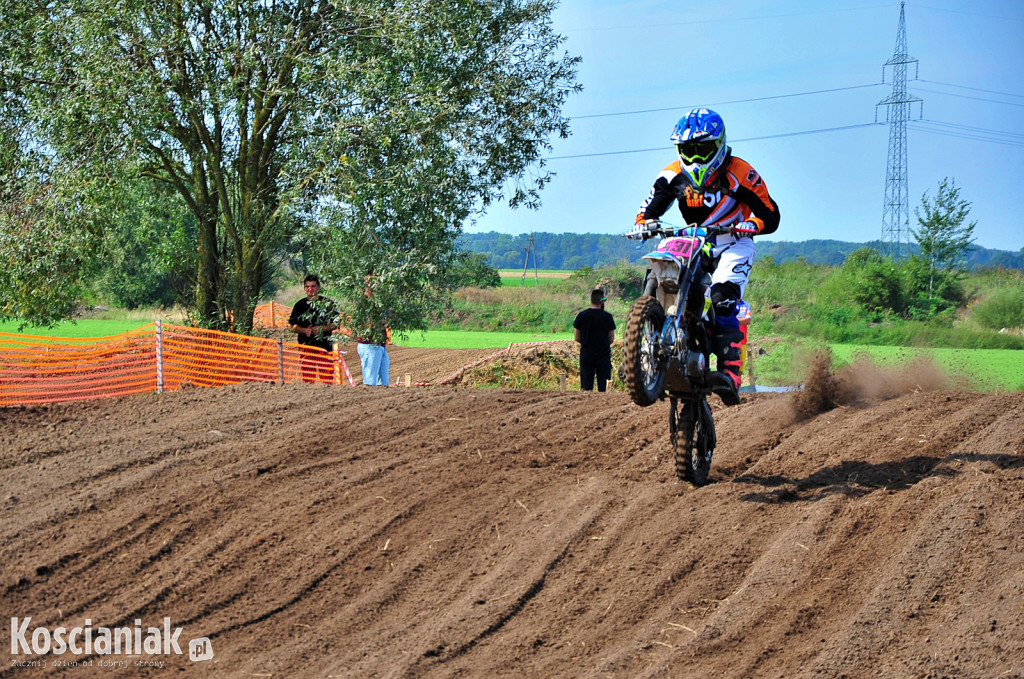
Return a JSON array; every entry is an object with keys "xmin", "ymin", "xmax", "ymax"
[{"xmin": 626, "ymin": 108, "xmax": 780, "ymax": 406}]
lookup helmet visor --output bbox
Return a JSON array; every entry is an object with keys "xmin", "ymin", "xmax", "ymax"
[{"xmin": 676, "ymin": 139, "xmax": 720, "ymax": 164}]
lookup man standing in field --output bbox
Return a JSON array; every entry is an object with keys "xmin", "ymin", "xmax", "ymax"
[
  {"xmin": 289, "ymin": 274, "xmax": 339, "ymax": 383},
  {"xmin": 574, "ymin": 289, "xmax": 616, "ymax": 392},
  {"xmin": 355, "ymin": 271, "xmax": 390, "ymax": 386}
]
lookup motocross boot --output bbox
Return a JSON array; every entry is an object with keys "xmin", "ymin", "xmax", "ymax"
[{"xmin": 710, "ymin": 327, "xmax": 743, "ymax": 406}]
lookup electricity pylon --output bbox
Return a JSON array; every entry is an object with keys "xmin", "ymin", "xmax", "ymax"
[{"xmin": 877, "ymin": 2, "xmax": 922, "ymax": 258}]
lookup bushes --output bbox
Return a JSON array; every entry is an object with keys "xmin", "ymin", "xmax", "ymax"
[
  {"xmin": 809, "ymin": 248, "xmax": 964, "ymax": 322},
  {"xmin": 593, "ymin": 261, "xmax": 645, "ymax": 299},
  {"xmin": 899, "ymin": 255, "xmax": 965, "ymax": 319},
  {"xmin": 745, "ymin": 257, "xmax": 828, "ymax": 317},
  {"xmin": 743, "ymin": 248, "xmax": 1021, "ymax": 350},
  {"xmin": 449, "ymin": 251, "xmax": 501, "ymax": 289},
  {"xmin": 434, "ymin": 261, "xmax": 645, "ymax": 334},
  {"xmin": 837, "ymin": 248, "xmax": 904, "ymax": 317},
  {"xmin": 561, "ymin": 260, "xmax": 644, "ymax": 299},
  {"xmin": 438, "ymin": 258, "xmax": 1022, "ymax": 351},
  {"xmin": 973, "ymin": 286, "xmax": 1024, "ymax": 331},
  {"xmin": 435, "ymin": 287, "xmax": 580, "ymax": 333}
]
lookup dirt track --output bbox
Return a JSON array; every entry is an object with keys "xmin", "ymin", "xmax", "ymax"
[
  {"xmin": 341, "ymin": 345, "xmax": 506, "ymax": 385},
  {"xmin": 2, "ymin": 347, "xmax": 1023, "ymax": 678}
]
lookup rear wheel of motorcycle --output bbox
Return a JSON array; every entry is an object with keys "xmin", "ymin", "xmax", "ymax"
[
  {"xmin": 623, "ymin": 296, "xmax": 666, "ymax": 407},
  {"xmin": 671, "ymin": 397, "xmax": 713, "ymax": 486}
]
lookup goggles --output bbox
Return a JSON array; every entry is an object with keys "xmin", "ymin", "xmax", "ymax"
[{"xmin": 676, "ymin": 138, "xmax": 720, "ymax": 164}]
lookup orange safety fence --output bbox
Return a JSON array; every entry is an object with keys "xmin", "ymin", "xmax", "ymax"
[
  {"xmin": 253, "ymin": 302, "xmax": 293, "ymax": 329},
  {"xmin": 0, "ymin": 326, "xmax": 157, "ymax": 406},
  {"xmin": 0, "ymin": 322, "xmax": 354, "ymax": 407}
]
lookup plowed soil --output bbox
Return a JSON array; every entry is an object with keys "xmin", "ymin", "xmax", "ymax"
[{"xmin": 2, "ymin": 347, "xmax": 1023, "ymax": 678}]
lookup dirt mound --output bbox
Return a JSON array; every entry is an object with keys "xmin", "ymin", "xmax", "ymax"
[
  {"xmin": 453, "ymin": 341, "xmax": 579, "ymax": 389},
  {"xmin": 2, "ymin": 361, "xmax": 1023, "ymax": 677}
]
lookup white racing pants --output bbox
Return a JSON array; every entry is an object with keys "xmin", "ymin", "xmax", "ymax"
[{"xmin": 710, "ymin": 234, "xmax": 756, "ymax": 297}]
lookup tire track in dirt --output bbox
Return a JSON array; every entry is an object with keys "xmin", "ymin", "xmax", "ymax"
[
  {"xmin": 2, "ymin": 370, "xmax": 1023, "ymax": 678},
  {"xmin": 407, "ymin": 497, "xmax": 609, "ymax": 675}
]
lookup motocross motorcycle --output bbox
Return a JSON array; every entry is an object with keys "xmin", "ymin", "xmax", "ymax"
[{"xmin": 622, "ymin": 222, "xmax": 737, "ymax": 486}]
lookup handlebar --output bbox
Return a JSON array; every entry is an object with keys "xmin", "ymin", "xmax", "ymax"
[{"xmin": 625, "ymin": 221, "xmax": 732, "ymax": 241}]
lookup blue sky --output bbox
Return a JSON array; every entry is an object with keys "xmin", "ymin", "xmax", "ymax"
[{"xmin": 469, "ymin": 1, "xmax": 1024, "ymax": 252}]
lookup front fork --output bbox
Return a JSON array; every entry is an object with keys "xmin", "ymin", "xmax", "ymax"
[{"xmin": 652, "ymin": 266, "xmax": 713, "ymax": 387}]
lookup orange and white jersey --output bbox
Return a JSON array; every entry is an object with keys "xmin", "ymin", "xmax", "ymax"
[{"xmin": 636, "ymin": 153, "xmax": 780, "ymax": 235}]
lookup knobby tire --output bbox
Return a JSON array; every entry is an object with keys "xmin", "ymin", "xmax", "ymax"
[
  {"xmin": 672, "ymin": 397, "xmax": 714, "ymax": 486},
  {"xmin": 623, "ymin": 296, "xmax": 666, "ymax": 407}
]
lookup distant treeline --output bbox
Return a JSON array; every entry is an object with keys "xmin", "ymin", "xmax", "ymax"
[{"xmin": 459, "ymin": 232, "xmax": 1024, "ymax": 271}]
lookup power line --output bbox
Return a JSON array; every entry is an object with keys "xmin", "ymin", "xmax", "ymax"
[
  {"xmin": 738, "ymin": 122, "xmax": 884, "ymax": 143},
  {"xmin": 908, "ymin": 86, "xmax": 1024, "ymax": 107},
  {"xmin": 916, "ymin": 118, "xmax": 1024, "ymax": 141},
  {"xmin": 912, "ymin": 126, "xmax": 1024, "ymax": 146},
  {"xmin": 547, "ymin": 122, "xmax": 884, "ymax": 160},
  {"xmin": 563, "ymin": 2, "xmax": 892, "ymax": 32},
  {"xmin": 569, "ymin": 78, "xmax": 1023, "ymax": 121},
  {"xmin": 914, "ymin": 4, "xmax": 1024, "ymax": 23},
  {"xmin": 543, "ymin": 117, "xmax": 1024, "ymax": 162},
  {"xmin": 917, "ymin": 79, "xmax": 1024, "ymax": 100},
  {"xmin": 574, "ymin": 83, "xmax": 884, "ymax": 120},
  {"xmin": 911, "ymin": 127, "xmax": 1024, "ymax": 147},
  {"xmin": 910, "ymin": 121, "xmax": 1024, "ymax": 148}
]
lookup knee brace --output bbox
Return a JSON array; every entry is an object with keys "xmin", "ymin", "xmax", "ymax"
[{"xmin": 710, "ymin": 282, "xmax": 741, "ymax": 321}]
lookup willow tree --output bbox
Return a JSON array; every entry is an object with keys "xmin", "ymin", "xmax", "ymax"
[{"xmin": 0, "ymin": 0, "xmax": 579, "ymax": 331}]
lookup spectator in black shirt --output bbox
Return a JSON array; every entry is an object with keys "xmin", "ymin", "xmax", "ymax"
[
  {"xmin": 573, "ymin": 289, "xmax": 616, "ymax": 392},
  {"xmin": 289, "ymin": 275, "xmax": 339, "ymax": 382}
]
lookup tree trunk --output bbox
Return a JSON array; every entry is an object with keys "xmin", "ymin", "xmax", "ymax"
[
  {"xmin": 929, "ymin": 253, "xmax": 935, "ymax": 294},
  {"xmin": 232, "ymin": 257, "xmax": 263, "ymax": 335},
  {"xmin": 196, "ymin": 212, "xmax": 219, "ymax": 326}
]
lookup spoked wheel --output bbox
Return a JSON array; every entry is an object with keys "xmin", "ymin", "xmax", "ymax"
[
  {"xmin": 670, "ymin": 396, "xmax": 716, "ymax": 486},
  {"xmin": 623, "ymin": 296, "xmax": 666, "ymax": 407}
]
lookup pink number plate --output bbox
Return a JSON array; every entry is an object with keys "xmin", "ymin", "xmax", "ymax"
[{"xmin": 656, "ymin": 237, "xmax": 700, "ymax": 259}]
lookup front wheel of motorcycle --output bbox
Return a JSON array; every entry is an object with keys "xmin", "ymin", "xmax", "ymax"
[
  {"xmin": 671, "ymin": 397, "xmax": 714, "ymax": 486},
  {"xmin": 623, "ymin": 296, "xmax": 666, "ymax": 407}
]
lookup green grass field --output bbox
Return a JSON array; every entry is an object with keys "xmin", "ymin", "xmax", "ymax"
[
  {"xmin": 0, "ymin": 319, "xmax": 158, "ymax": 338},
  {"xmin": 498, "ymin": 269, "xmax": 572, "ymax": 275},
  {"xmin": 829, "ymin": 343, "xmax": 1024, "ymax": 392},
  {"xmin": 0, "ymin": 321, "xmax": 573, "ymax": 350},
  {"xmin": 394, "ymin": 329, "xmax": 574, "ymax": 349},
  {"xmin": 497, "ymin": 270, "xmax": 571, "ymax": 287}
]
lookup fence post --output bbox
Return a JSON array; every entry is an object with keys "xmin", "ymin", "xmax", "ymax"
[
  {"xmin": 155, "ymin": 320, "xmax": 164, "ymax": 394},
  {"xmin": 277, "ymin": 338, "xmax": 285, "ymax": 384},
  {"xmin": 334, "ymin": 345, "xmax": 342, "ymax": 385}
]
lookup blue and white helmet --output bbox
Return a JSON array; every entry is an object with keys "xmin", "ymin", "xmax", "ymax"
[{"xmin": 670, "ymin": 108, "xmax": 728, "ymax": 189}]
